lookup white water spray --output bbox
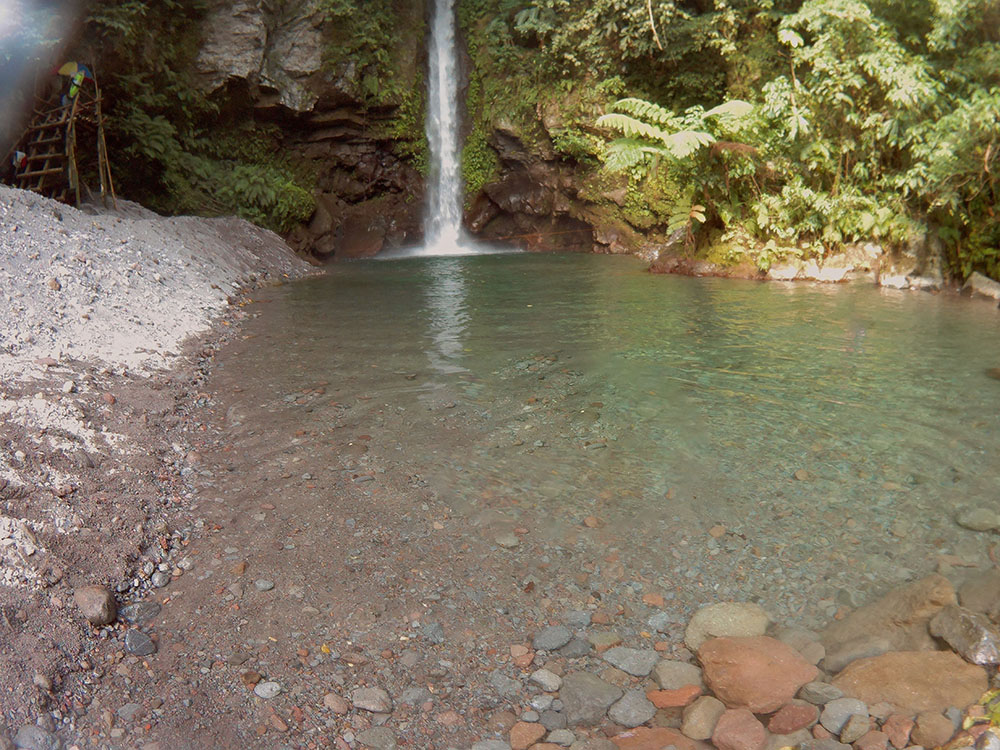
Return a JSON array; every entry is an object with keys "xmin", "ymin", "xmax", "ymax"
[{"xmin": 423, "ymin": 0, "xmax": 468, "ymax": 255}]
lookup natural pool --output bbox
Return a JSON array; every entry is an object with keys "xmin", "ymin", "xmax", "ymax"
[{"xmin": 240, "ymin": 253, "xmax": 1000, "ymax": 627}]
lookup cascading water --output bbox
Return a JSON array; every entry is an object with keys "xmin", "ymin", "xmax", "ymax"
[{"xmin": 423, "ymin": 0, "xmax": 468, "ymax": 255}]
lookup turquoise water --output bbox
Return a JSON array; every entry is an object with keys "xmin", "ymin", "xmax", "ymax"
[{"xmin": 244, "ymin": 253, "xmax": 1000, "ymax": 622}]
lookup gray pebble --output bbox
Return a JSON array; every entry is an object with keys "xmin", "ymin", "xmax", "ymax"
[
  {"xmin": 565, "ymin": 611, "xmax": 591, "ymax": 628},
  {"xmin": 820, "ymin": 697, "xmax": 868, "ymax": 734},
  {"xmin": 799, "ymin": 681, "xmax": 845, "ymax": 705},
  {"xmin": 602, "ymin": 647, "xmax": 658, "ymax": 677},
  {"xmin": 533, "ymin": 625, "xmax": 572, "ymax": 651},
  {"xmin": 548, "ymin": 729, "xmax": 576, "ymax": 746},
  {"xmin": 540, "ymin": 709, "xmax": 568, "ymax": 730},
  {"xmin": 254, "ymin": 579, "xmax": 275, "ymax": 591},
  {"xmin": 521, "ymin": 710, "xmax": 540, "ymax": 722},
  {"xmin": 471, "ymin": 742, "xmax": 511, "ymax": 750},
  {"xmin": 254, "ymin": 681, "xmax": 282, "ymax": 699},
  {"xmin": 559, "ymin": 638, "xmax": 592, "ymax": 658},
  {"xmin": 608, "ymin": 690, "xmax": 656, "ymax": 728},
  {"xmin": 150, "ymin": 571, "xmax": 170, "ymax": 588},
  {"xmin": 118, "ymin": 601, "xmax": 161, "ymax": 625},
  {"xmin": 124, "ymin": 630, "xmax": 156, "ymax": 657}
]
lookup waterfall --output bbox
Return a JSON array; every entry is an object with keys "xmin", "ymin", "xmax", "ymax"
[{"xmin": 423, "ymin": 0, "xmax": 467, "ymax": 255}]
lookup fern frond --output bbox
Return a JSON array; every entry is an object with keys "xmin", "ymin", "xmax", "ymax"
[
  {"xmin": 609, "ymin": 97, "xmax": 674, "ymax": 125},
  {"xmin": 603, "ymin": 138, "xmax": 650, "ymax": 172},
  {"xmin": 705, "ymin": 100, "xmax": 754, "ymax": 120},
  {"xmin": 662, "ymin": 130, "xmax": 715, "ymax": 158},
  {"xmin": 597, "ymin": 113, "xmax": 673, "ymax": 143}
]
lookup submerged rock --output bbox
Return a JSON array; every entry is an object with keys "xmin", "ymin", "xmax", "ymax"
[
  {"xmin": 929, "ymin": 605, "xmax": 1000, "ymax": 665},
  {"xmin": 699, "ymin": 636, "xmax": 818, "ymax": 713},
  {"xmin": 832, "ymin": 651, "xmax": 987, "ymax": 713},
  {"xmin": 560, "ymin": 672, "xmax": 623, "ymax": 727},
  {"xmin": 821, "ymin": 575, "xmax": 956, "ymax": 654},
  {"xmin": 956, "ymin": 508, "xmax": 1000, "ymax": 532},
  {"xmin": 685, "ymin": 602, "xmax": 770, "ymax": 651}
]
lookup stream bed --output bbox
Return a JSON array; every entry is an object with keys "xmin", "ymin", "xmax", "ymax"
[{"xmin": 236, "ymin": 252, "xmax": 1000, "ymax": 628}]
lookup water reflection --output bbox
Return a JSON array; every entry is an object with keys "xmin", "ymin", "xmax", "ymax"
[{"xmin": 424, "ymin": 259, "xmax": 470, "ymax": 376}]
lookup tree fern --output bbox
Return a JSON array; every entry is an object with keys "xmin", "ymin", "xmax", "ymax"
[{"xmin": 609, "ymin": 97, "xmax": 675, "ymax": 126}]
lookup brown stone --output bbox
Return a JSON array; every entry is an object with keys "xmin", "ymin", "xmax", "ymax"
[
  {"xmin": 712, "ymin": 709, "xmax": 766, "ymax": 750},
  {"xmin": 323, "ymin": 693, "xmax": 349, "ymax": 714},
  {"xmin": 821, "ymin": 576, "xmax": 956, "ymax": 654},
  {"xmin": 881, "ymin": 714, "xmax": 914, "ymax": 749},
  {"xmin": 612, "ymin": 726, "xmax": 698, "ymax": 750},
  {"xmin": 854, "ymin": 730, "xmax": 889, "ymax": 750},
  {"xmin": 647, "ymin": 685, "xmax": 702, "ymax": 708},
  {"xmin": 698, "ymin": 636, "xmax": 819, "ymax": 713},
  {"xmin": 510, "ymin": 721, "xmax": 547, "ymax": 750},
  {"xmin": 833, "ymin": 651, "xmax": 987, "ymax": 714},
  {"xmin": 910, "ymin": 712, "xmax": 956, "ymax": 748},
  {"xmin": 488, "ymin": 710, "xmax": 518, "ymax": 734},
  {"xmin": 768, "ymin": 701, "xmax": 819, "ymax": 734},
  {"xmin": 73, "ymin": 585, "xmax": 117, "ymax": 626}
]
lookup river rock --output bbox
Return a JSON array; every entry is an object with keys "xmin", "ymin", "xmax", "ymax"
[
  {"xmin": 832, "ymin": 651, "xmax": 987, "ymax": 713},
  {"xmin": 472, "ymin": 742, "xmax": 511, "ymax": 750},
  {"xmin": 855, "ymin": 731, "xmax": 889, "ymax": 750},
  {"xmin": 699, "ymin": 636, "xmax": 819, "ymax": 713},
  {"xmin": 820, "ymin": 698, "xmax": 869, "ymax": 734},
  {"xmin": 958, "ymin": 570, "xmax": 1000, "ymax": 620},
  {"xmin": 963, "ymin": 272, "xmax": 1000, "ymax": 301},
  {"xmin": 956, "ymin": 508, "xmax": 1000, "ymax": 532},
  {"xmin": 531, "ymin": 668, "xmax": 563, "ymax": 692},
  {"xmin": 73, "ymin": 585, "xmax": 116, "ymax": 626},
  {"xmin": 821, "ymin": 575, "xmax": 956, "ymax": 654},
  {"xmin": 685, "ymin": 602, "xmax": 770, "ymax": 651},
  {"xmin": 882, "ymin": 714, "xmax": 914, "ymax": 749},
  {"xmin": 682, "ymin": 695, "xmax": 727, "ymax": 740},
  {"xmin": 534, "ymin": 625, "xmax": 573, "ymax": 651},
  {"xmin": 930, "ymin": 605, "xmax": 1000, "ymax": 665},
  {"xmin": 799, "ymin": 682, "xmax": 844, "ymax": 705},
  {"xmin": 560, "ymin": 672, "xmax": 623, "ymax": 727},
  {"xmin": 510, "ymin": 721, "xmax": 546, "ymax": 750},
  {"xmin": 124, "ymin": 630, "xmax": 156, "ymax": 656},
  {"xmin": 118, "ymin": 601, "xmax": 161, "ymax": 625},
  {"xmin": 801, "ymin": 741, "xmax": 851, "ymax": 750},
  {"xmin": 12, "ymin": 726, "xmax": 59, "ymax": 750},
  {"xmin": 840, "ymin": 713, "xmax": 872, "ymax": 744},
  {"xmin": 351, "ymin": 687, "xmax": 393, "ymax": 713},
  {"xmin": 356, "ymin": 727, "xmax": 396, "ymax": 750},
  {"xmin": 602, "ymin": 647, "xmax": 659, "ymax": 677},
  {"xmin": 713, "ymin": 709, "xmax": 766, "ymax": 750},
  {"xmin": 911, "ymin": 712, "xmax": 956, "ymax": 748},
  {"xmin": 822, "ymin": 635, "xmax": 892, "ymax": 674},
  {"xmin": 608, "ymin": 690, "xmax": 656, "ymax": 728},
  {"xmin": 768, "ymin": 701, "xmax": 819, "ymax": 734},
  {"xmin": 254, "ymin": 681, "xmax": 281, "ymax": 699},
  {"xmin": 653, "ymin": 660, "xmax": 704, "ymax": 690},
  {"xmin": 610, "ymin": 727, "xmax": 697, "ymax": 750}
]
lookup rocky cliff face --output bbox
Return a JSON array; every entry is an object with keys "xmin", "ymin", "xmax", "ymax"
[{"xmin": 192, "ymin": 0, "xmax": 427, "ymax": 259}]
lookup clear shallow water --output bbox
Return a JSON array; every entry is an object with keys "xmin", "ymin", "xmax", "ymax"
[{"xmin": 244, "ymin": 254, "xmax": 1000, "ymax": 623}]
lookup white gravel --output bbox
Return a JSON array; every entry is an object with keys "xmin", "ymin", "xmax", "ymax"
[
  {"xmin": 0, "ymin": 185, "xmax": 312, "ymax": 379},
  {"xmin": 0, "ymin": 186, "xmax": 313, "ymax": 586}
]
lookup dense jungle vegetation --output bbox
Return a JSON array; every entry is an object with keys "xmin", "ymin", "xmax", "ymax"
[
  {"xmin": 4, "ymin": 0, "xmax": 999, "ymax": 276},
  {"xmin": 460, "ymin": 0, "xmax": 1000, "ymax": 277}
]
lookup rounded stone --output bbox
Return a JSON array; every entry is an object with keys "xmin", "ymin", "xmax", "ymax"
[
  {"xmin": 608, "ymin": 690, "xmax": 657, "ymax": 728},
  {"xmin": 533, "ymin": 625, "xmax": 573, "ymax": 651},
  {"xmin": 911, "ymin": 712, "xmax": 957, "ymax": 748},
  {"xmin": 712, "ymin": 708, "xmax": 766, "ymax": 750},
  {"xmin": 73, "ymin": 585, "xmax": 116, "ymax": 626},
  {"xmin": 819, "ymin": 698, "xmax": 868, "ymax": 734},
  {"xmin": 124, "ymin": 630, "xmax": 156, "ymax": 657},
  {"xmin": 699, "ymin": 636, "xmax": 819, "ymax": 713},
  {"xmin": 602, "ymin": 647, "xmax": 659, "ymax": 677},
  {"xmin": 685, "ymin": 602, "xmax": 770, "ymax": 651},
  {"xmin": 351, "ymin": 686, "xmax": 393, "ymax": 713},
  {"xmin": 653, "ymin": 660, "xmax": 705, "ymax": 690},
  {"xmin": 254, "ymin": 681, "xmax": 282, "ymax": 699},
  {"xmin": 682, "ymin": 695, "xmax": 727, "ymax": 740}
]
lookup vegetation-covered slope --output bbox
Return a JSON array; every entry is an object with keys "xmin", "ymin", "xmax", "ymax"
[{"xmin": 460, "ymin": 0, "xmax": 1000, "ymax": 278}]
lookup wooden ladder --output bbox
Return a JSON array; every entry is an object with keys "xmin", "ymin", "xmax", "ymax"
[{"xmin": 5, "ymin": 69, "xmax": 116, "ymax": 208}]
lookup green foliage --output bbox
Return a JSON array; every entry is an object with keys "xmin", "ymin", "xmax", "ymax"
[{"xmin": 79, "ymin": 0, "xmax": 315, "ymax": 232}]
